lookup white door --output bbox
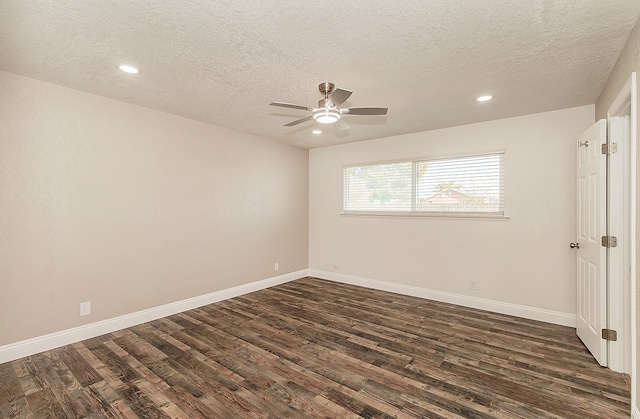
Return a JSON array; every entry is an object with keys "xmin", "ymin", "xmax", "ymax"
[{"xmin": 575, "ymin": 119, "xmax": 607, "ymax": 366}]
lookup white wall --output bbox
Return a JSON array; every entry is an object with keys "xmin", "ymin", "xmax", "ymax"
[
  {"xmin": 310, "ymin": 105, "xmax": 594, "ymax": 316},
  {"xmin": 0, "ymin": 70, "xmax": 309, "ymax": 346}
]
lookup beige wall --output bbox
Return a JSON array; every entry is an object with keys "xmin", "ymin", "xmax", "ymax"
[
  {"xmin": 0, "ymin": 70, "xmax": 309, "ymax": 346},
  {"xmin": 595, "ymin": 16, "xmax": 640, "ymax": 413},
  {"xmin": 310, "ymin": 105, "xmax": 593, "ymax": 315}
]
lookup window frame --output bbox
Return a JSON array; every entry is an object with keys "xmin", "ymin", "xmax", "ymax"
[{"xmin": 342, "ymin": 150, "xmax": 508, "ymax": 220}]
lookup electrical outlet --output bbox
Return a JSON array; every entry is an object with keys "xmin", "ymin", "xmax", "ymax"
[
  {"xmin": 80, "ymin": 301, "xmax": 91, "ymax": 316},
  {"xmin": 274, "ymin": 262, "xmax": 279, "ymax": 271},
  {"xmin": 470, "ymin": 280, "xmax": 478, "ymax": 291}
]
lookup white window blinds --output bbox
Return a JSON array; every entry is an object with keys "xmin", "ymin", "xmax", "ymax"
[
  {"xmin": 343, "ymin": 153, "xmax": 504, "ymax": 216},
  {"xmin": 344, "ymin": 162, "xmax": 412, "ymax": 212}
]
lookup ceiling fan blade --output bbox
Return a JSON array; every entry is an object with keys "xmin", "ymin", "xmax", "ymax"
[
  {"xmin": 270, "ymin": 102, "xmax": 313, "ymax": 111},
  {"xmin": 284, "ymin": 115, "xmax": 313, "ymax": 127},
  {"xmin": 342, "ymin": 107, "xmax": 388, "ymax": 115},
  {"xmin": 334, "ymin": 119, "xmax": 350, "ymax": 131},
  {"xmin": 328, "ymin": 88, "xmax": 352, "ymax": 106}
]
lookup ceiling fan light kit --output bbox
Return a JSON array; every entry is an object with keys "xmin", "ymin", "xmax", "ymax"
[
  {"xmin": 313, "ymin": 108, "xmax": 341, "ymax": 124},
  {"xmin": 270, "ymin": 82, "xmax": 388, "ymax": 130}
]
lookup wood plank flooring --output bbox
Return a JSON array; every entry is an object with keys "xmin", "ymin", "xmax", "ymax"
[{"xmin": 0, "ymin": 277, "xmax": 630, "ymax": 418}]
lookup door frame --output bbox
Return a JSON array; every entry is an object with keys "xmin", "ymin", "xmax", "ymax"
[{"xmin": 606, "ymin": 72, "xmax": 636, "ymax": 395}]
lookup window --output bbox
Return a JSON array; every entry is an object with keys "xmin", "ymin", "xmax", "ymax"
[{"xmin": 343, "ymin": 152, "xmax": 504, "ymax": 216}]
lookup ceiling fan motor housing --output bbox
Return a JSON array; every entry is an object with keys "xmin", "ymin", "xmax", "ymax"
[{"xmin": 317, "ymin": 98, "xmax": 335, "ymax": 108}]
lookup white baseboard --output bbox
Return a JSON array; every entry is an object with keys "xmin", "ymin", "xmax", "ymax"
[
  {"xmin": 0, "ymin": 269, "xmax": 309, "ymax": 364},
  {"xmin": 633, "ymin": 405, "xmax": 640, "ymax": 419},
  {"xmin": 309, "ymin": 269, "xmax": 576, "ymax": 328},
  {"xmin": 0, "ymin": 268, "xmax": 577, "ymax": 364}
]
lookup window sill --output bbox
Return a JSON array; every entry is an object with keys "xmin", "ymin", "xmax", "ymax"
[{"xmin": 341, "ymin": 211, "xmax": 510, "ymax": 220}]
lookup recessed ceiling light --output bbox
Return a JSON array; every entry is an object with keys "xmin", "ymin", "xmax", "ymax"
[
  {"xmin": 118, "ymin": 65, "xmax": 139, "ymax": 74},
  {"xmin": 476, "ymin": 95, "xmax": 493, "ymax": 102},
  {"xmin": 312, "ymin": 130, "xmax": 322, "ymax": 135}
]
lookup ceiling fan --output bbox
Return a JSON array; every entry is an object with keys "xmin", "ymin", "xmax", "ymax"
[{"xmin": 269, "ymin": 82, "xmax": 388, "ymax": 131}]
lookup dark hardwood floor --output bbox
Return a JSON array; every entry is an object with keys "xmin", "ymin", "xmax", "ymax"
[{"xmin": 0, "ymin": 277, "xmax": 630, "ymax": 418}]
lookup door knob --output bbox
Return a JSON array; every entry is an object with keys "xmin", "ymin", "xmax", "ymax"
[{"xmin": 570, "ymin": 242, "xmax": 580, "ymax": 249}]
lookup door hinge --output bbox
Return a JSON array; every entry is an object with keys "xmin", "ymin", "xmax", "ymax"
[
  {"xmin": 601, "ymin": 142, "xmax": 618, "ymax": 154},
  {"xmin": 601, "ymin": 236, "xmax": 618, "ymax": 247},
  {"xmin": 602, "ymin": 329, "xmax": 618, "ymax": 341}
]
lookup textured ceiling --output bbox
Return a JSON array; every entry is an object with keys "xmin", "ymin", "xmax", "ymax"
[{"xmin": 1, "ymin": 1, "xmax": 639, "ymax": 148}]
